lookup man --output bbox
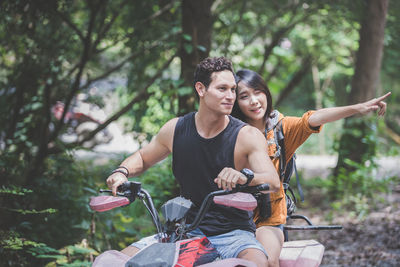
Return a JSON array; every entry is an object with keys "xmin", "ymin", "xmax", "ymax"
[{"xmin": 106, "ymin": 57, "xmax": 280, "ymax": 266}]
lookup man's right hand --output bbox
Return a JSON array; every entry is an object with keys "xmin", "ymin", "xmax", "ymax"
[
  {"xmin": 214, "ymin": 167, "xmax": 248, "ymax": 191},
  {"xmin": 106, "ymin": 173, "xmax": 128, "ymax": 196}
]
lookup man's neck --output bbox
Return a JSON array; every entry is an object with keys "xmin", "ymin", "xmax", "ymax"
[{"xmin": 195, "ymin": 109, "xmax": 229, "ymax": 139}]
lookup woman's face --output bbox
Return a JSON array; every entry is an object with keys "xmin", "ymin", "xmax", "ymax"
[{"xmin": 237, "ymin": 81, "xmax": 268, "ymax": 124}]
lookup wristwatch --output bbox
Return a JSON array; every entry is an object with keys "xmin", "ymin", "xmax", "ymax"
[{"xmin": 240, "ymin": 168, "xmax": 254, "ymax": 186}]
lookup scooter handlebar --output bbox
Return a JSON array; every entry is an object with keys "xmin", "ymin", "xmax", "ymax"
[
  {"xmin": 239, "ymin": 183, "xmax": 270, "ymax": 193},
  {"xmin": 187, "ymin": 183, "xmax": 270, "ymax": 231}
]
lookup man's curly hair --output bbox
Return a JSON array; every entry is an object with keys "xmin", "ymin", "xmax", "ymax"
[{"xmin": 194, "ymin": 57, "xmax": 234, "ymax": 89}]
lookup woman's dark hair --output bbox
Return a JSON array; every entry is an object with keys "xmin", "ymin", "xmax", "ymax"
[{"xmin": 232, "ymin": 69, "xmax": 274, "ymax": 123}]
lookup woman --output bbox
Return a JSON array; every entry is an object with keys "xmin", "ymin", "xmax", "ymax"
[{"xmin": 231, "ymin": 69, "xmax": 390, "ymax": 266}]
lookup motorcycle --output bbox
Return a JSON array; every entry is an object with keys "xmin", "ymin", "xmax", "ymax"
[
  {"xmin": 51, "ymin": 98, "xmax": 112, "ymax": 148},
  {"xmin": 89, "ymin": 181, "xmax": 341, "ymax": 267}
]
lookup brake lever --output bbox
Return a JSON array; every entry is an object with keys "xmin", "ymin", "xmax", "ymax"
[
  {"xmin": 99, "ymin": 189, "xmax": 125, "ymax": 197},
  {"xmin": 99, "ymin": 181, "xmax": 142, "ymax": 203}
]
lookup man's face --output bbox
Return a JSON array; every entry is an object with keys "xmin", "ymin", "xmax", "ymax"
[{"xmin": 200, "ymin": 70, "xmax": 236, "ymax": 115}]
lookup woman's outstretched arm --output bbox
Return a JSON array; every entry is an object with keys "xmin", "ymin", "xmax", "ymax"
[{"xmin": 308, "ymin": 92, "xmax": 390, "ymax": 128}]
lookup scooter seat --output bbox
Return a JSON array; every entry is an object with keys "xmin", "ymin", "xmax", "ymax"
[
  {"xmin": 279, "ymin": 239, "xmax": 325, "ymax": 267},
  {"xmin": 92, "ymin": 250, "xmax": 130, "ymax": 267}
]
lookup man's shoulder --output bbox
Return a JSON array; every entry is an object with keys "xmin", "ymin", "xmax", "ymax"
[
  {"xmin": 239, "ymin": 124, "xmax": 262, "ymax": 134},
  {"xmin": 157, "ymin": 117, "xmax": 180, "ymax": 141},
  {"xmin": 154, "ymin": 117, "xmax": 180, "ymax": 151},
  {"xmin": 237, "ymin": 125, "xmax": 266, "ymax": 147},
  {"xmin": 160, "ymin": 117, "xmax": 180, "ymax": 133},
  {"xmin": 159, "ymin": 112, "xmax": 196, "ymax": 138}
]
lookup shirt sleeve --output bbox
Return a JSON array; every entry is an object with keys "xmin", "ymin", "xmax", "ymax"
[{"xmin": 281, "ymin": 110, "xmax": 323, "ymax": 162}]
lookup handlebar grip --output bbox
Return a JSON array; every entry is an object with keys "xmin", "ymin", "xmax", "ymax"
[
  {"xmin": 99, "ymin": 189, "xmax": 127, "ymax": 197},
  {"xmin": 254, "ymin": 183, "xmax": 270, "ymax": 191},
  {"xmin": 239, "ymin": 183, "xmax": 270, "ymax": 194}
]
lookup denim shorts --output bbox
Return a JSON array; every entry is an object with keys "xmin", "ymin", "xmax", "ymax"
[
  {"xmin": 188, "ymin": 228, "xmax": 268, "ymax": 259},
  {"xmin": 131, "ymin": 229, "xmax": 268, "ymax": 259}
]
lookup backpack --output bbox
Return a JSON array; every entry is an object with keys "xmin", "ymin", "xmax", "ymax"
[{"xmin": 256, "ymin": 110, "xmax": 304, "ymax": 220}]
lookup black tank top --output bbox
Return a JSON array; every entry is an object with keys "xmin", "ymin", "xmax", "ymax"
[{"xmin": 172, "ymin": 112, "xmax": 256, "ymax": 236}]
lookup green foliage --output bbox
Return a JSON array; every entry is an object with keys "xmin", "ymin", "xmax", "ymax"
[
  {"xmin": 333, "ymin": 158, "xmax": 385, "ymax": 197},
  {"xmin": 0, "ymin": 230, "xmax": 53, "ymax": 266},
  {"xmin": 327, "ymin": 116, "xmax": 390, "ymax": 212},
  {"xmin": 327, "ymin": 155, "xmax": 395, "ymax": 219},
  {"xmin": 139, "ymin": 156, "xmax": 179, "ymax": 208},
  {"xmin": 6, "ymin": 208, "xmax": 57, "ymax": 215},
  {"xmin": 333, "ymin": 117, "xmax": 379, "ymax": 174},
  {"xmin": 122, "ymin": 77, "xmax": 180, "ymax": 140},
  {"xmin": 296, "ymin": 166, "xmax": 395, "ymax": 222},
  {"xmin": 1, "ymin": 229, "xmax": 96, "ymax": 266},
  {"xmin": 43, "ymin": 242, "xmax": 97, "ymax": 267},
  {"xmin": 1, "ymin": 231, "xmax": 48, "ymax": 251},
  {"xmin": 0, "ymin": 150, "xmax": 109, "ymax": 266},
  {"xmin": 0, "ymin": 186, "xmax": 33, "ymax": 196}
]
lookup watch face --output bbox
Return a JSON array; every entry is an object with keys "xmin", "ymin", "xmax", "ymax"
[{"xmin": 241, "ymin": 168, "xmax": 254, "ymax": 178}]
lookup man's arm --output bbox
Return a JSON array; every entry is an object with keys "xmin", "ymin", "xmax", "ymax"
[
  {"xmin": 239, "ymin": 126, "xmax": 280, "ymax": 191},
  {"xmin": 106, "ymin": 118, "xmax": 178, "ymax": 195},
  {"xmin": 214, "ymin": 126, "xmax": 280, "ymax": 192},
  {"xmin": 308, "ymin": 92, "xmax": 390, "ymax": 127}
]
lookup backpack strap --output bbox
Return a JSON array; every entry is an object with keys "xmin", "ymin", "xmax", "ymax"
[
  {"xmin": 257, "ymin": 110, "xmax": 307, "ymax": 220},
  {"xmin": 256, "ymin": 111, "xmax": 282, "ymax": 220},
  {"xmin": 275, "ymin": 119, "xmax": 304, "ymax": 203},
  {"xmin": 275, "ymin": 120, "xmax": 286, "ymax": 181},
  {"xmin": 293, "ymin": 154, "xmax": 304, "ymax": 202}
]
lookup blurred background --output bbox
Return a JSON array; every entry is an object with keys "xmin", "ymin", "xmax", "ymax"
[{"xmin": 0, "ymin": 0, "xmax": 399, "ymax": 266}]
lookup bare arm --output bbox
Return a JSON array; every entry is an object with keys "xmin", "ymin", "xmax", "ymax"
[
  {"xmin": 214, "ymin": 126, "xmax": 280, "ymax": 192},
  {"xmin": 308, "ymin": 92, "xmax": 390, "ymax": 128},
  {"xmin": 242, "ymin": 126, "xmax": 280, "ymax": 192},
  {"xmin": 106, "ymin": 118, "xmax": 178, "ymax": 195}
]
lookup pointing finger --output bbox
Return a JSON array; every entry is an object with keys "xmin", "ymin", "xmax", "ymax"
[{"xmin": 376, "ymin": 92, "xmax": 391, "ymax": 103}]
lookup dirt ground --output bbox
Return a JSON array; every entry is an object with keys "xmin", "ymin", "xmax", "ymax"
[{"xmin": 287, "ymin": 186, "xmax": 400, "ymax": 266}]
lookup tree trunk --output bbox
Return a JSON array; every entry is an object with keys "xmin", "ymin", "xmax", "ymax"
[
  {"xmin": 333, "ymin": 0, "xmax": 389, "ymax": 178},
  {"xmin": 312, "ymin": 65, "xmax": 326, "ymax": 154},
  {"xmin": 349, "ymin": 0, "xmax": 388, "ymax": 103},
  {"xmin": 178, "ymin": 0, "xmax": 214, "ymax": 115}
]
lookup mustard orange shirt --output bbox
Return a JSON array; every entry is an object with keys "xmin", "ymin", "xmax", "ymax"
[{"xmin": 254, "ymin": 110, "xmax": 322, "ymax": 227}]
